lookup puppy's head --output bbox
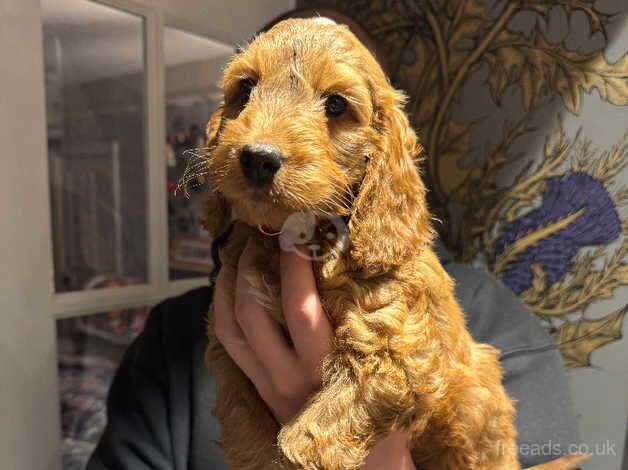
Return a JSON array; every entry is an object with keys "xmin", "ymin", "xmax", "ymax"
[{"xmin": 206, "ymin": 18, "xmax": 432, "ymax": 270}]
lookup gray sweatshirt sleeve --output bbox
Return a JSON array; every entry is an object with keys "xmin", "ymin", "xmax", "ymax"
[{"xmin": 445, "ymin": 263, "xmax": 580, "ymax": 467}]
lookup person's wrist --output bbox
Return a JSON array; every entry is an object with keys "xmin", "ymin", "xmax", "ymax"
[{"xmin": 362, "ymin": 430, "xmax": 415, "ymax": 470}]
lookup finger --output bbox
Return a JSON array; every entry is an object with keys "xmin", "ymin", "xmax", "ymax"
[
  {"xmin": 213, "ymin": 267, "xmax": 270, "ymax": 387},
  {"xmin": 235, "ymin": 237, "xmax": 298, "ymax": 376},
  {"xmin": 280, "ymin": 245, "xmax": 333, "ymax": 370}
]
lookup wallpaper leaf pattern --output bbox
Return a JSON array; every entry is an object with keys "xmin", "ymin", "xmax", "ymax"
[
  {"xmin": 485, "ymin": 30, "xmax": 628, "ymax": 113},
  {"xmin": 554, "ymin": 304, "xmax": 627, "ymax": 368},
  {"xmin": 299, "ymin": 0, "xmax": 628, "ymax": 368}
]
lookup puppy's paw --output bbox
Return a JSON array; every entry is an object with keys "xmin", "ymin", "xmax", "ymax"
[
  {"xmin": 278, "ymin": 420, "xmax": 367, "ymax": 470},
  {"xmin": 277, "ymin": 421, "xmax": 318, "ymax": 470}
]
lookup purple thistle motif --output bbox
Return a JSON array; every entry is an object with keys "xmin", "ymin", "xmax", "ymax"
[{"xmin": 492, "ymin": 172, "xmax": 621, "ymax": 295}]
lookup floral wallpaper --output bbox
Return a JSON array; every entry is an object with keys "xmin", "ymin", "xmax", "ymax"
[{"xmin": 297, "ymin": 1, "xmax": 628, "ymax": 466}]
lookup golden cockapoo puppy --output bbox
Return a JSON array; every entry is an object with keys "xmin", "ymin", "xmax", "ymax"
[{"xmin": 202, "ymin": 18, "xmax": 585, "ymax": 470}]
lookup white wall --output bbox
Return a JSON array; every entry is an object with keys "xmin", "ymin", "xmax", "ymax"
[
  {"xmin": 153, "ymin": 0, "xmax": 294, "ymax": 45},
  {"xmin": 0, "ymin": 1, "xmax": 61, "ymax": 469},
  {"xmin": 0, "ymin": 1, "xmax": 294, "ymax": 469}
]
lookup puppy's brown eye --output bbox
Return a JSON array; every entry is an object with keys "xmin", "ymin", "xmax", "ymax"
[
  {"xmin": 325, "ymin": 94, "xmax": 347, "ymax": 117},
  {"xmin": 240, "ymin": 78, "xmax": 256, "ymax": 104}
]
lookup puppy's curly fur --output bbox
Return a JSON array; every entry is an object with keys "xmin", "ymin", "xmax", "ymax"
[{"xmin": 203, "ymin": 19, "xmax": 584, "ymax": 470}]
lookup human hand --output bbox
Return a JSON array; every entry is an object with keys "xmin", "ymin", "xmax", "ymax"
[
  {"xmin": 213, "ymin": 237, "xmax": 332, "ymax": 424},
  {"xmin": 214, "ymin": 237, "xmax": 416, "ymax": 469}
]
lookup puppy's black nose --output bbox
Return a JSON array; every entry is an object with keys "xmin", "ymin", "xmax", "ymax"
[{"xmin": 240, "ymin": 143, "xmax": 283, "ymax": 185}]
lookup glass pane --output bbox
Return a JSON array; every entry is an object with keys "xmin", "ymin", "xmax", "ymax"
[
  {"xmin": 42, "ymin": 0, "xmax": 147, "ymax": 292},
  {"xmin": 164, "ymin": 27, "xmax": 233, "ymax": 280},
  {"xmin": 56, "ymin": 295, "xmax": 149, "ymax": 468}
]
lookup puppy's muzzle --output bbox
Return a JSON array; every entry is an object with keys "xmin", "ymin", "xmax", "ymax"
[{"xmin": 240, "ymin": 143, "xmax": 283, "ymax": 186}]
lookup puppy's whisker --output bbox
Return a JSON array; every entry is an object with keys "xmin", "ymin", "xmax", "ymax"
[
  {"xmin": 283, "ymin": 189, "xmax": 312, "ymax": 211},
  {"xmin": 175, "ymin": 146, "xmax": 217, "ymax": 198},
  {"xmin": 322, "ymin": 182, "xmax": 354, "ymax": 210}
]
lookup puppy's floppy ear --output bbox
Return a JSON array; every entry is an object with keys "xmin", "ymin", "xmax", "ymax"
[
  {"xmin": 202, "ymin": 107, "xmax": 232, "ymax": 237},
  {"xmin": 348, "ymin": 90, "xmax": 433, "ymax": 271}
]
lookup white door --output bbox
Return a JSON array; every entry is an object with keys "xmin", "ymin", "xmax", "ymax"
[{"xmin": 0, "ymin": 1, "xmax": 292, "ymax": 468}]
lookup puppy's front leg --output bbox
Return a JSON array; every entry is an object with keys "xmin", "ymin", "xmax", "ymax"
[
  {"xmin": 278, "ymin": 352, "xmax": 419, "ymax": 470},
  {"xmin": 206, "ymin": 312, "xmax": 286, "ymax": 470},
  {"xmin": 206, "ymin": 256, "xmax": 286, "ymax": 470}
]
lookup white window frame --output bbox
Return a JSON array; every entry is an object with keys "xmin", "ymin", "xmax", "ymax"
[{"xmin": 50, "ymin": 0, "xmax": 224, "ymax": 319}]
